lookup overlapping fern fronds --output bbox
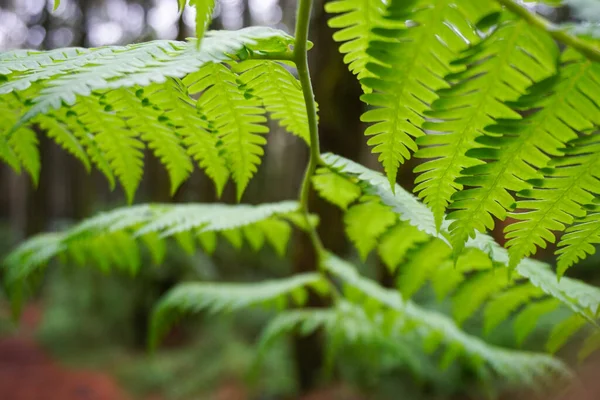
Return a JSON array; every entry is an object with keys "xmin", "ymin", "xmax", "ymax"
[
  {"xmin": 322, "ymin": 0, "xmax": 600, "ymax": 275},
  {"xmin": 3, "ymin": 201, "xmax": 305, "ymax": 285},
  {"xmin": 257, "ymin": 254, "xmax": 568, "ymax": 387},
  {"xmin": 150, "ymin": 272, "xmax": 329, "ymax": 349},
  {"xmin": 0, "ymin": 27, "xmax": 300, "ymax": 200},
  {"xmin": 319, "ymin": 154, "xmax": 600, "ymax": 355},
  {"xmin": 415, "ymin": 14, "xmax": 558, "ymax": 233},
  {"xmin": 326, "ymin": 0, "xmax": 496, "ymax": 189}
]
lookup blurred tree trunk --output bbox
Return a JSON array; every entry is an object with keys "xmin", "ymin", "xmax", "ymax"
[{"xmin": 291, "ymin": 0, "xmax": 364, "ymax": 392}]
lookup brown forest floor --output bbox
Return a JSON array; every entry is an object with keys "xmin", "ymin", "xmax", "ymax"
[{"xmin": 0, "ymin": 304, "xmax": 130, "ymax": 400}]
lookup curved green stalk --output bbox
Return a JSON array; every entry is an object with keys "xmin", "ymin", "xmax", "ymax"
[
  {"xmin": 496, "ymin": 0, "xmax": 600, "ymax": 63},
  {"xmin": 294, "ymin": 0, "xmax": 325, "ymax": 255}
]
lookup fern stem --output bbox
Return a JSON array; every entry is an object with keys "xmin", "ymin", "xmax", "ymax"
[
  {"xmin": 496, "ymin": 0, "xmax": 600, "ymax": 63},
  {"xmin": 294, "ymin": 0, "xmax": 324, "ymax": 255}
]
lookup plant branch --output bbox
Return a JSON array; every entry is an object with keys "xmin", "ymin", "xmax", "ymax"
[
  {"xmin": 294, "ymin": 0, "xmax": 324, "ymax": 255},
  {"xmin": 496, "ymin": 0, "xmax": 600, "ymax": 63}
]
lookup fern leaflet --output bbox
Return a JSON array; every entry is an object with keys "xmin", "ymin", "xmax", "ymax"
[{"xmin": 415, "ymin": 16, "xmax": 558, "ymax": 232}]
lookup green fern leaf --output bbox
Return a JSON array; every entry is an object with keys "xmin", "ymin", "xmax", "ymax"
[
  {"xmin": 325, "ymin": 0, "xmax": 389, "ymax": 85},
  {"xmin": 416, "ymin": 17, "xmax": 558, "ymax": 231},
  {"xmin": 451, "ymin": 270, "xmax": 509, "ymax": 326},
  {"xmin": 430, "ymin": 249, "xmax": 493, "ymax": 301},
  {"xmin": 546, "ymin": 314, "xmax": 587, "ymax": 353},
  {"xmin": 189, "ymin": 0, "xmax": 216, "ymax": 42},
  {"xmin": 3, "ymin": 28, "xmax": 295, "ymax": 131},
  {"xmin": 578, "ymin": 331, "xmax": 600, "ymax": 361},
  {"xmin": 322, "ymin": 153, "xmax": 600, "ymax": 324},
  {"xmin": 557, "ymin": 210, "xmax": 600, "ymax": 276},
  {"xmin": 3, "ymin": 201, "xmax": 302, "ymax": 289},
  {"xmin": 514, "ymin": 299, "xmax": 562, "ymax": 345},
  {"xmin": 37, "ymin": 114, "xmax": 91, "ymax": 171},
  {"xmin": 344, "ymin": 198, "xmax": 397, "ymax": 260},
  {"xmin": 107, "ymin": 86, "xmax": 194, "ymax": 194},
  {"xmin": 312, "ymin": 167, "xmax": 361, "ymax": 210},
  {"xmin": 484, "ymin": 285, "xmax": 545, "ymax": 334},
  {"xmin": 396, "ymin": 239, "xmax": 451, "ymax": 299},
  {"xmin": 149, "ymin": 79, "xmax": 230, "ymax": 195},
  {"xmin": 236, "ymin": 60, "xmax": 311, "ymax": 143},
  {"xmin": 150, "ymin": 273, "xmax": 328, "ymax": 349},
  {"xmin": 322, "ymin": 253, "xmax": 569, "ymax": 383},
  {"xmin": 8, "ymin": 125, "xmax": 40, "ymax": 186},
  {"xmin": 506, "ymin": 133, "xmax": 600, "ymax": 270},
  {"xmin": 0, "ymin": 94, "xmax": 39, "ymax": 181},
  {"xmin": 359, "ymin": 0, "xmax": 488, "ymax": 189},
  {"xmin": 77, "ymin": 96, "xmax": 144, "ymax": 202},
  {"xmin": 185, "ymin": 63, "xmax": 268, "ymax": 200},
  {"xmin": 378, "ymin": 222, "xmax": 430, "ymax": 273}
]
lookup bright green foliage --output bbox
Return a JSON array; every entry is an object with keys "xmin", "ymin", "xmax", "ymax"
[
  {"xmin": 0, "ymin": 94, "xmax": 40, "ymax": 183},
  {"xmin": 3, "ymin": 201, "xmax": 303, "ymax": 285},
  {"xmin": 396, "ymin": 239, "xmax": 451, "ymax": 299},
  {"xmin": 150, "ymin": 272, "xmax": 329, "ymax": 349},
  {"xmin": 344, "ymin": 197, "xmax": 397, "ymax": 260},
  {"xmin": 321, "ymin": 153, "xmax": 600, "ymax": 352},
  {"xmin": 235, "ymin": 60, "xmax": 311, "ymax": 143},
  {"xmin": 319, "ymin": 254, "xmax": 568, "ymax": 384},
  {"xmin": 579, "ymin": 331, "xmax": 600, "ymax": 361},
  {"xmin": 312, "ymin": 168, "xmax": 361, "ymax": 210},
  {"xmin": 0, "ymin": 27, "xmax": 296, "ymax": 200},
  {"xmin": 546, "ymin": 314, "xmax": 587, "ymax": 354},
  {"xmin": 494, "ymin": 55, "xmax": 600, "ymax": 268},
  {"xmin": 189, "ymin": 0, "xmax": 216, "ymax": 42},
  {"xmin": 378, "ymin": 222, "xmax": 430, "ymax": 273},
  {"xmin": 327, "ymin": 0, "xmax": 493, "ymax": 189},
  {"xmin": 4, "ymin": 0, "xmax": 600, "ymax": 392},
  {"xmin": 416, "ymin": 16, "xmax": 558, "ymax": 232},
  {"xmin": 325, "ymin": 0, "xmax": 388, "ymax": 86},
  {"xmin": 185, "ymin": 62, "xmax": 269, "ymax": 199},
  {"xmin": 508, "ymin": 133, "xmax": 600, "ymax": 272},
  {"xmin": 557, "ymin": 209, "xmax": 600, "ymax": 277}
]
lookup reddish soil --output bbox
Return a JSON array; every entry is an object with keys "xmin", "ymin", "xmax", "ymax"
[{"xmin": 0, "ymin": 304, "xmax": 129, "ymax": 400}]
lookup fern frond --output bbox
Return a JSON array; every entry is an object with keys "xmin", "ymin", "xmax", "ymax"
[
  {"xmin": 37, "ymin": 113, "xmax": 91, "ymax": 172},
  {"xmin": 546, "ymin": 314, "xmax": 587, "ymax": 354},
  {"xmin": 3, "ymin": 201, "xmax": 303, "ymax": 287},
  {"xmin": 311, "ymin": 167, "xmax": 361, "ymax": 210},
  {"xmin": 514, "ymin": 299, "xmax": 562, "ymax": 345},
  {"xmin": 1, "ymin": 27, "xmax": 295, "ymax": 129},
  {"xmin": 78, "ymin": 95, "xmax": 145, "ymax": 202},
  {"xmin": 396, "ymin": 239, "xmax": 451, "ymax": 299},
  {"xmin": 150, "ymin": 79, "xmax": 230, "ymax": 195},
  {"xmin": 358, "ymin": 0, "xmax": 491, "ymax": 189},
  {"xmin": 189, "ymin": 0, "xmax": 216, "ymax": 42},
  {"xmin": 579, "ymin": 330, "xmax": 600, "ymax": 360},
  {"xmin": 378, "ymin": 221, "xmax": 430, "ymax": 273},
  {"xmin": 325, "ymin": 0, "xmax": 389, "ymax": 85},
  {"xmin": 185, "ymin": 63, "xmax": 268, "ymax": 199},
  {"xmin": 415, "ymin": 16, "xmax": 558, "ymax": 231},
  {"xmin": 557, "ymin": 209, "xmax": 600, "ymax": 276},
  {"xmin": 447, "ymin": 47, "xmax": 600, "ymax": 268},
  {"xmin": 344, "ymin": 197, "xmax": 397, "ymax": 260},
  {"xmin": 150, "ymin": 273, "xmax": 329, "ymax": 349},
  {"xmin": 236, "ymin": 60, "xmax": 311, "ymax": 143},
  {"xmin": 106, "ymin": 86, "xmax": 193, "ymax": 194},
  {"xmin": 506, "ymin": 132, "xmax": 600, "ymax": 271},
  {"xmin": 0, "ymin": 93, "xmax": 40, "ymax": 182},
  {"xmin": 321, "ymin": 153, "xmax": 600, "ymax": 327},
  {"xmin": 52, "ymin": 105, "xmax": 117, "ymax": 188},
  {"xmin": 322, "ymin": 254, "xmax": 569, "ymax": 385}
]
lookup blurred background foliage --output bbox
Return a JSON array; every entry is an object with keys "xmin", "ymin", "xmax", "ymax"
[{"xmin": 0, "ymin": 0, "xmax": 599, "ymax": 399}]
